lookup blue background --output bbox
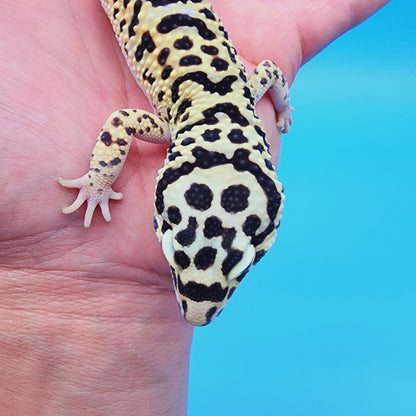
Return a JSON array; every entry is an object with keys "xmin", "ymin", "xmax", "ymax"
[{"xmin": 188, "ymin": 1, "xmax": 415, "ymax": 415}]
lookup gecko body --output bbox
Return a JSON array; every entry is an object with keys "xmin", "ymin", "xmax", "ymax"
[{"xmin": 59, "ymin": 0, "xmax": 293, "ymax": 326}]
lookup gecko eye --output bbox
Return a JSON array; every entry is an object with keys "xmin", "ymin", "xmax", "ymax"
[
  {"xmin": 228, "ymin": 244, "xmax": 256, "ymax": 281},
  {"xmin": 161, "ymin": 229, "xmax": 177, "ymax": 268}
]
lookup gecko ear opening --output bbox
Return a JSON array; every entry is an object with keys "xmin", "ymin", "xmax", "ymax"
[
  {"xmin": 161, "ymin": 229, "xmax": 176, "ymax": 267},
  {"xmin": 228, "ymin": 244, "xmax": 256, "ymax": 281}
]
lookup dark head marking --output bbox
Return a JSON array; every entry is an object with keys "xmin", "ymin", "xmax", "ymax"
[
  {"xmin": 221, "ymin": 185, "xmax": 250, "ymax": 213},
  {"xmin": 185, "ymin": 183, "xmax": 213, "ymax": 211}
]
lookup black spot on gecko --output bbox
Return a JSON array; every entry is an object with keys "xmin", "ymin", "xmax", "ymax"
[
  {"xmin": 200, "ymin": 103, "xmax": 249, "ymax": 127},
  {"xmin": 110, "ymin": 157, "xmax": 121, "ymax": 166},
  {"xmin": 222, "ymin": 249, "xmax": 243, "ymax": 275},
  {"xmin": 147, "ymin": 73, "xmax": 156, "ymax": 85},
  {"xmin": 252, "ymin": 143, "xmax": 265, "ymax": 153},
  {"xmin": 117, "ymin": 138, "xmax": 128, "ymax": 146},
  {"xmin": 157, "ymin": 14, "xmax": 216, "ymax": 40},
  {"xmin": 101, "ymin": 131, "xmax": 112, "ymax": 146},
  {"xmin": 239, "ymin": 69, "xmax": 248, "ymax": 83},
  {"xmin": 161, "ymin": 65, "xmax": 173, "ymax": 80},
  {"xmin": 242, "ymin": 215, "xmax": 261, "ymax": 237},
  {"xmin": 119, "ymin": 19, "xmax": 126, "ymax": 32},
  {"xmin": 190, "ymin": 147, "xmax": 227, "ymax": 169},
  {"xmin": 218, "ymin": 24, "xmax": 229, "ymax": 38},
  {"xmin": 227, "ymin": 129, "xmax": 247, "ymax": 144},
  {"xmin": 199, "ymin": 8, "xmax": 216, "ymax": 20},
  {"xmin": 125, "ymin": 127, "xmax": 136, "ymax": 135},
  {"xmin": 178, "ymin": 277, "xmax": 228, "ymax": 303},
  {"xmin": 174, "ymin": 98, "xmax": 192, "ymax": 123},
  {"xmin": 168, "ymin": 151, "xmax": 181, "ymax": 162},
  {"xmin": 201, "ymin": 128, "xmax": 221, "ymax": 142},
  {"xmin": 205, "ymin": 306, "xmax": 217, "ymax": 322},
  {"xmin": 158, "ymin": 47, "xmax": 170, "ymax": 65},
  {"xmin": 243, "ymin": 86, "xmax": 254, "ymax": 104},
  {"xmin": 128, "ymin": 0, "xmax": 142, "ymax": 37},
  {"xmin": 194, "ymin": 247, "xmax": 217, "ymax": 270},
  {"xmin": 174, "ymin": 36, "xmax": 193, "ymax": 50},
  {"xmin": 179, "ymin": 55, "xmax": 202, "ymax": 66},
  {"xmin": 201, "ymin": 45, "xmax": 218, "ymax": 55},
  {"xmin": 171, "ymin": 73, "xmax": 237, "ymax": 103},
  {"xmin": 149, "ymin": 0, "xmax": 200, "ymax": 6},
  {"xmin": 265, "ymin": 159, "xmax": 274, "ymax": 171},
  {"xmin": 167, "ymin": 205, "xmax": 182, "ymax": 224},
  {"xmin": 221, "ymin": 185, "xmax": 250, "ymax": 213},
  {"xmin": 211, "ymin": 57, "xmax": 229, "ymax": 71},
  {"xmin": 221, "ymin": 228, "xmax": 236, "ymax": 250},
  {"xmin": 167, "ymin": 142, "xmax": 175, "ymax": 154},
  {"xmin": 181, "ymin": 137, "xmax": 195, "ymax": 146},
  {"xmin": 174, "ymin": 251, "xmax": 191, "ymax": 270},
  {"xmin": 254, "ymin": 125, "xmax": 266, "ymax": 139},
  {"xmin": 175, "ymin": 217, "xmax": 197, "ymax": 246},
  {"xmin": 135, "ymin": 31, "xmax": 156, "ymax": 62},
  {"xmin": 254, "ymin": 125, "xmax": 269, "ymax": 150},
  {"xmin": 222, "ymin": 41, "xmax": 237, "ymax": 64},
  {"xmin": 185, "ymin": 183, "xmax": 213, "ymax": 211},
  {"xmin": 161, "ymin": 220, "xmax": 172, "ymax": 233},
  {"xmin": 203, "ymin": 216, "xmax": 223, "ymax": 238},
  {"xmin": 112, "ymin": 117, "xmax": 123, "ymax": 127}
]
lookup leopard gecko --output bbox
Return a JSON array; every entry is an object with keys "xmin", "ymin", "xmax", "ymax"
[{"xmin": 59, "ymin": 0, "xmax": 293, "ymax": 326}]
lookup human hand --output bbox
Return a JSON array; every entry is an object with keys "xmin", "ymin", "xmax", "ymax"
[{"xmin": 0, "ymin": 0, "xmax": 389, "ymax": 414}]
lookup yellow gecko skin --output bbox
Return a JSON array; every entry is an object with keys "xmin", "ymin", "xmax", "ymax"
[{"xmin": 59, "ymin": 0, "xmax": 293, "ymax": 326}]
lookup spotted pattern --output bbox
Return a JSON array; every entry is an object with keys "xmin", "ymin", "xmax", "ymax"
[
  {"xmin": 184, "ymin": 183, "xmax": 213, "ymax": 211},
  {"xmin": 167, "ymin": 205, "xmax": 182, "ymax": 224},
  {"xmin": 175, "ymin": 216, "xmax": 197, "ymax": 246},
  {"xmin": 59, "ymin": 0, "xmax": 293, "ymax": 326},
  {"xmin": 221, "ymin": 184, "xmax": 250, "ymax": 213}
]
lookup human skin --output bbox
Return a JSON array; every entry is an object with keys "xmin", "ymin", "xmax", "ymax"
[{"xmin": 0, "ymin": 0, "xmax": 389, "ymax": 414}]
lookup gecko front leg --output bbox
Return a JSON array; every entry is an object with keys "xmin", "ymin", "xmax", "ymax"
[{"xmin": 59, "ymin": 109, "xmax": 170, "ymax": 228}]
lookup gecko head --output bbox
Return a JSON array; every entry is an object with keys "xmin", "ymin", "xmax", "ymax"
[
  {"xmin": 161, "ymin": 229, "xmax": 256, "ymax": 326},
  {"xmin": 154, "ymin": 159, "xmax": 283, "ymax": 325}
]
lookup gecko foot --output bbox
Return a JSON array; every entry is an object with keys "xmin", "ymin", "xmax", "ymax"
[
  {"xmin": 277, "ymin": 106, "xmax": 294, "ymax": 134},
  {"xmin": 58, "ymin": 174, "xmax": 122, "ymax": 228}
]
